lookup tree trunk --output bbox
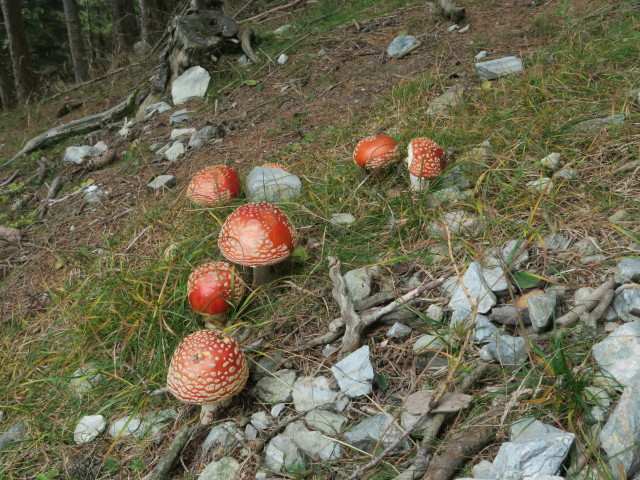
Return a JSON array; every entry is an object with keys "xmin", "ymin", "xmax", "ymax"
[
  {"xmin": 63, "ymin": 0, "xmax": 90, "ymax": 83},
  {"xmin": 111, "ymin": 0, "xmax": 139, "ymax": 54},
  {"xmin": 139, "ymin": 0, "xmax": 165, "ymax": 44},
  {"xmin": 0, "ymin": 0, "xmax": 36, "ymax": 105},
  {"xmin": 0, "ymin": 65, "xmax": 13, "ymax": 109}
]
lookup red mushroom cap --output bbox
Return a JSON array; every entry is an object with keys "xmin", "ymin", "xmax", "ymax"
[
  {"xmin": 187, "ymin": 261, "xmax": 246, "ymax": 316},
  {"xmin": 353, "ymin": 135, "xmax": 400, "ymax": 169},
  {"xmin": 262, "ymin": 163, "xmax": 288, "ymax": 171},
  {"xmin": 218, "ymin": 202, "xmax": 297, "ymax": 267},
  {"xmin": 187, "ymin": 165, "xmax": 241, "ymax": 206},
  {"xmin": 406, "ymin": 137, "xmax": 446, "ymax": 178},
  {"xmin": 167, "ymin": 329, "xmax": 249, "ymax": 405}
]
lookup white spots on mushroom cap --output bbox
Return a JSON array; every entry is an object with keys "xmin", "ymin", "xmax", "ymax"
[
  {"xmin": 219, "ymin": 202, "xmax": 297, "ymax": 267},
  {"xmin": 187, "ymin": 165, "xmax": 239, "ymax": 206},
  {"xmin": 406, "ymin": 137, "xmax": 445, "ymax": 178},
  {"xmin": 167, "ymin": 330, "xmax": 249, "ymax": 405}
]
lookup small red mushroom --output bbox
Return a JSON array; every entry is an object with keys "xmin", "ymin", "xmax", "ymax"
[
  {"xmin": 167, "ymin": 329, "xmax": 249, "ymax": 424},
  {"xmin": 187, "ymin": 261, "xmax": 246, "ymax": 327},
  {"xmin": 218, "ymin": 202, "xmax": 297, "ymax": 286},
  {"xmin": 406, "ymin": 137, "xmax": 446, "ymax": 191},
  {"xmin": 353, "ymin": 135, "xmax": 400, "ymax": 169},
  {"xmin": 187, "ymin": 165, "xmax": 241, "ymax": 206},
  {"xmin": 262, "ymin": 163, "xmax": 288, "ymax": 171}
]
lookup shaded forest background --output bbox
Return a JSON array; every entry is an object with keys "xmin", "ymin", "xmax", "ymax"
[{"xmin": 0, "ymin": 0, "xmax": 247, "ymax": 109}]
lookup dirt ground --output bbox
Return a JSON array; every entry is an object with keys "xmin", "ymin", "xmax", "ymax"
[{"xmin": 0, "ymin": 0, "xmax": 582, "ymax": 321}]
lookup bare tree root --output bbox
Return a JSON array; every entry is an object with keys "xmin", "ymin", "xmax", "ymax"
[
  {"xmin": 556, "ymin": 278, "xmax": 616, "ymax": 329},
  {"xmin": 240, "ymin": 27, "xmax": 259, "ymax": 63}
]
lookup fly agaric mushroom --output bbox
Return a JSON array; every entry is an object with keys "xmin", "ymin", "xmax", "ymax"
[
  {"xmin": 167, "ymin": 329, "xmax": 248, "ymax": 424},
  {"xmin": 406, "ymin": 137, "xmax": 446, "ymax": 191},
  {"xmin": 353, "ymin": 135, "xmax": 400, "ymax": 169},
  {"xmin": 218, "ymin": 202, "xmax": 297, "ymax": 286},
  {"xmin": 187, "ymin": 165, "xmax": 241, "ymax": 206},
  {"xmin": 262, "ymin": 163, "xmax": 288, "ymax": 171},
  {"xmin": 187, "ymin": 261, "xmax": 246, "ymax": 328}
]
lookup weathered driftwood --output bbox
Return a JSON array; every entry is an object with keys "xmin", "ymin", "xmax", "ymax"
[
  {"xmin": 557, "ymin": 278, "xmax": 616, "ymax": 328},
  {"xmin": 434, "ymin": 0, "xmax": 466, "ymax": 23},
  {"xmin": 4, "ymin": 93, "xmax": 136, "ymax": 166},
  {"xmin": 141, "ymin": 423, "xmax": 197, "ymax": 480}
]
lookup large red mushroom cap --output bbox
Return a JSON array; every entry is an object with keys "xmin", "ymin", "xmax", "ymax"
[
  {"xmin": 187, "ymin": 165, "xmax": 241, "ymax": 206},
  {"xmin": 167, "ymin": 330, "xmax": 249, "ymax": 405},
  {"xmin": 218, "ymin": 202, "xmax": 297, "ymax": 267},
  {"xmin": 406, "ymin": 137, "xmax": 446, "ymax": 179},
  {"xmin": 187, "ymin": 261, "xmax": 246, "ymax": 317},
  {"xmin": 353, "ymin": 135, "xmax": 400, "ymax": 169}
]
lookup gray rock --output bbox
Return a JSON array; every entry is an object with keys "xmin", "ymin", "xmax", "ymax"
[
  {"xmin": 251, "ymin": 411, "xmax": 271, "ymax": 430},
  {"xmin": 264, "ymin": 434, "xmax": 305, "ymax": 472},
  {"xmin": 386, "ymin": 322, "xmax": 412, "ymax": 339},
  {"xmin": 434, "ymin": 210, "xmax": 485, "ymax": 236},
  {"xmin": 284, "ymin": 422, "xmax": 342, "ymax": 461},
  {"xmin": 575, "ymin": 287, "xmax": 595, "ymax": 306},
  {"xmin": 149, "ymin": 142, "xmax": 166, "ymax": 153},
  {"xmin": 147, "ymin": 175, "xmax": 176, "ymax": 191},
  {"xmin": 343, "ymin": 267, "xmax": 372, "ymax": 304},
  {"xmin": 427, "ymin": 85, "xmax": 465, "ymax": 116},
  {"xmin": 133, "ymin": 40, "xmax": 151, "ymax": 57},
  {"xmin": 427, "ymin": 187, "xmax": 470, "ymax": 206},
  {"xmin": 479, "ymin": 335, "xmax": 528, "ymax": 366},
  {"xmin": 63, "ymin": 145, "xmax": 101, "ymax": 165},
  {"xmin": 488, "ymin": 239, "xmax": 529, "ymax": 269},
  {"xmin": 610, "ymin": 210, "xmax": 631, "ymax": 223},
  {"xmin": 189, "ymin": 125, "xmax": 218, "ymax": 149},
  {"xmin": 474, "ymin": 51, "xmax": 488, "ymax": 61},
  {"xmin": 330, "ymin": 213, "xmax": 356, "ymax": 226},
  {"xmin": 581, "ymin": 254, "xmax": 606, "ymax": 265},
  {"xmin": 343, "ymin": 414, "xmax": 410, "ymax": 453},
  {"xmin": 614, "ymin": 258, "xmax": 640, "ymax": 284},
  {"xmin": 526, "ymin": 177, "xmax": 553, "ymax": 195},
  {"xmin": 601, "ymin": 381, "xmax": 640, "ymax": 479},
  {"xmin": 254, "ymin": 369, "xmax": 297, "ymax": 404},
  {"xmin": 277, "ymin": 53, "xmax": 289, "ymax": 65},
  {"xmin": 490, "ymin": 418, "xmax": 574, "ymax": 480},
  {"xmin": 246, "ymin": 166, "xmax": 301, "ymax": 202},
  {"xmin": 613, "ymin": 284, "xmax": 640, "ymax": 322},
  {"xmin": 292, "ymin": 376, "xmax": 339, "ymax": 412},
  {"xmin": 305, "ymin": 410, "xmax": 347, "ymax": 435},
  {"xmin": 574, "ymin": 236, "xmax": 600, "ymax": 256},
  {"xmin": 413, "ymin": 334, "xmax": 446, "ymax": 355},
  {"xmin": 570, "ymin": 113, "xmax": 625, "ymax": 133},
  {"xmin": 450, "ymin": 307, "xmax": 473, "ymax": 328},
  {"xmin": 74, "ymin": 415, "xmax": 106, "ymax": 444},
  {"xmin": 472, "ymin": 459, "xmax": 493, "ymax": 478},
  {"xmin": 474, "ymin": 315, "xmax": 500, "ymax": 344},
  {"xmin": 483, "ymin": 267, "xmax": 510, "ymax": 293},
  {"xmin": 69, "ymin": 365, "xmax": 104, "ymax": 397},
  {"xmin": 458, "ymin": 25, "xmax": 469, "ymax": 33},
  {"xmin": 387, "ymin": 35, "xmax": 419, "ymax": 57},
  {"xmin": 169, "ymin": 109, "xmax": 190, "ymax": 125},
  {"xmin": 426, "ymin": 304, "xmax": 444, "ymax": 322},
  {"xmin": 554, "ymin": 168, "xmax": 579, "ymax": 180},
  {"xmin": 84, "ymin": 185, "xmax": 104, "ymax": 203},
  {"xmin": 526, "ymin": 291, "xmax": 557, "ymax": 333},
  {"xmin": 476, "ymin": 56, "xmax": 524, "ymax": 80},
  {"xmin": 237, "ymin": 54, "xmax": 251, "ymax": 66},
  {"xmin": 400, "ymin": 410, "xmax": 432, "ymax": 431},
  {"xmin": 172, "ymin": 66, "xmax": 211, "ymax": 105},
  {"xmin": 593, "ymin": 322, "xmax": 640, "ymax": 387},
  {"xmin": 164, "ymin": 141, "xmax": 185, "ymax": 161},
  {"xmin": 448, "ymin": 262, "xmax": 497, "ymax": 314},
  {"xmin": 540, "ymin": 152, "xmax": 561, "ymax": 170},
  {"xmin": 540, "ymin": 233, "xmax": 571, "ymax": 250},
  {"xmin": 271, "ymin": 404, "xmax": 286, "ymax": 417},
  {"xmin": 93, "ymin": 141, "xmax": 108, "ymax": 152},
  {"xmin": 146, "ymin": 102, "xmax": 172, "ymax": 115},
  {"xmin": 170, "ymin": 127, "xmax": 196, "ymax": 140},
  {"xmin": 201, "ymin": 421, "xmax": 244, "ymax": 454},
  {"xmin": 252, "ymin": 353, "xmax": 287, "ymax": 380},
  {"xmin": 273, "ymin": 24, "xmax": 293, "ymax": 36},
  {"xmin": 331, "ymin": 345, "xmax": 374, "ymax": 398},
  {"xmin": 245, "ymin": 424, "xmax": 257, "ymax": 441},
  {"xmin": 0, "ymin": 423, "xmax": 26, "ymax": 448},
  {"xmin": 197, "ymin": 457, "xmax": 240, "ymax": 480},
  {"xmin": 584, "ymin": 386, "xmax": 611, "ymax": 423},
  {"xmin": 107, "ymin": 415, "xmax": 143, "ymax": 438}
]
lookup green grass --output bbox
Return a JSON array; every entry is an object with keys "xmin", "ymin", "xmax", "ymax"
[{"xmin": 2, "ymin": 0, "xmax": 640, "ymax": 478}]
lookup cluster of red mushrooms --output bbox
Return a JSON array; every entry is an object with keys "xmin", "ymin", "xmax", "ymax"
[{"xmin": 166, "ymin": 134, "xmax": 446, "ymax": 424}]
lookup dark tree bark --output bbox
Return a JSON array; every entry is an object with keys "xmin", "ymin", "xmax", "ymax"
[
  {"xmin": 63, "ymin": 0, "xmax": 90, "ymax": 82},
  {"xmin": 0, "ymin": 65, "xmax": 12, "ymax": 109},
  {"xmin": 111, "ymin": 0, "xmax": 139, "ymax": 53},
  {"xmin": 139, "ymin": 0, "xmax": 165, "ymax": 44},
  {"xmin": 0, "ymin": 0, "xmax": 36, "ymax": 105}
]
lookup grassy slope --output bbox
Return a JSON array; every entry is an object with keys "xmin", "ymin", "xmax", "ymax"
[{"xmin": 1, "ymin": 0, "xmax": 640, "ymax": 478}]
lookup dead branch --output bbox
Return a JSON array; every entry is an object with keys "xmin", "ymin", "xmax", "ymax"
[
  {"xmin": 237, "ymin": 0, "xmax": 305, "ymax": 25},
  {"xmin": 556, "ymin": 278, "xmax": 616, "ymax": 329},
  {"xmin": 3, "ymin": 93, "xmax": 137, "ymax": 167},
  {"xmin": 36, "ymin": 176, "xmax": 66, "ymax": 220},
  {"xmin": 0, "ymin": 170, "xmax": 19, "ymax": 187},
  {"xmin": 142, "ymin": 423, "xmax": 198, "ymax": 480},
  {"xmin": 240, "ymin": 27, "xmax": 259, "ymax": 63},
  {"xmin": 581, "ymin": 288, "xmax": 615, "ymax": 329}
]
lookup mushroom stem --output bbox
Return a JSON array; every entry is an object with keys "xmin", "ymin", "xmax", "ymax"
[
  {"xmin": 253, "ymin": 265, "xmax": 272, "ymax": 287},
  {"xmin": 199, "ymin": 403, "xmax": 218, "ymax": 425},
  {"xmin": 409, "ymin": 174, "xmax": 430, "ymax": 191},
  {"xmin": 203, "ymin": 315, "xmax": 226, "ymax": 329}
]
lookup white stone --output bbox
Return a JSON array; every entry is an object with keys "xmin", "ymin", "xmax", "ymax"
[
  {"xmin": 277, "ymin": 54, "xmax": 289, "ymax": 64},
  {"xmin": 251, "ymin": 411, "xmax": 271, "ymax": 430},
  {"xmin": 254, "ymin": 369, "xmax": 297, "ymax": 404},
  {"xmin": 613, "ymin": 284, "xmax": 640, "ymax": 322},
  {"xmin": 63, "ymin": 145, "xmax": 101, "ymax": 165},
  {"xmin": 172, "ymin": 66, "xmax": 211, "ymax": 105},
  {"xmin": 526, "ymin": 177, "xmax": 553, "ymax": 195},
  {"xmin": 246, "ymin": 166, "xmax": 301, "ymax": 202},
  {"xmin": 74, "ymin": 415, "xmax": 106, "ymax": 444},
  {"xmin": 331, "ymin": 345, "xmax": 374, "ymax": 398},
  {"xmin": 305, "ymin": 410, "xmax": 347, "ymax": 435},
  {"xmin": 476, "ymin": 56, "xmax": 524, "ymax": 80},
  {"xmin": 343, "ymin": 267, "xmax": 371, "ymax": 304},
  {"xmin": 448, "ymin": 262, "xmax": 497, "ymax": 314},
  {"xmin": 197, "ymin": 457, "xmax": 241, "ymax": 480},
  {"xmin": 413, "ymin": 334, "xmax": 446, "ymax": 355},
  {"xmin": 164, "ymin": 141, "xmax": 185, "ymax": 161},
  {"xmin": 69, "ymin": 365, "xmax": 103, "ymax": 397},
  {"xmin": 108, "ymin": 415, "xmax": 143, "ymax": 438},
  {"xmin": 474, "ymin": 51, "xmax": 488, "ymax": 61},
  {"xmin": 540, "ymin": 152, "xmax": 561, "ymax": 170},
  {"xmin": 170, "ymin": 128, "xmax": 196, "ymax": 140},
  {"xmin": 93, "ymin": 141, "xmax": 108, "ymax": 153},
  {"xmin": 330, "ymin": 213, "xmax": 356, "ymax": 226},
  {"xmin": 292, "ymin": 376, "xmax": 339, "ymax": 412},
  {"xmin": 387, "ymin": 35, "xmax": 419, "ymax": 57},
  {"xmin": 147, "ymin": 175, "xmax": 176, "ymax": 191},
  {"xmin": 264, "ymin": 434, "xmax": 305, "ymax": 472},
  {"xmin": 284, "ymin": 422, "xmax": 342, "ymax": 461},
  {"xmin": 483, "ymin": 266, "xmax": 510, "ymax": 292},
  {"xmin": 426, "ymin": 304, "xmax": 444, "ymax": 322},
  {"xmin": 592, "ymin": 322, "xmax": 640, "ymax": 388}
]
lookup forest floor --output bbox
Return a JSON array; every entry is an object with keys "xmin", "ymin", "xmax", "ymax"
[{"xmin": 1, "ymin": 0, "xmax": 639, "ymax": 479}]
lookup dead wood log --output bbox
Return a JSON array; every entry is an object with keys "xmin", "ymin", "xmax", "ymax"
[
  {"xmin": 4, "ymin": 93, "xmax": 137, "ymax": 167},
  {"xmin": 556, "ymin": 278, "xmax": 616, "ymax": 329},
  {"xmin": 434, "ymin": 0, "xmax": 466, "ymax": 23},
  {"xmin": 240, "ymin": 26, "xmax": 259, "ymax": 63},
  {"xmin": 141, "ymin": 423, "xmax": 198, "ymax": 480}
]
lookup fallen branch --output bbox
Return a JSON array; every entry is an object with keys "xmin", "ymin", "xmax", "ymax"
[
  {"xmin": 3, "ymin": 93, "xmax": 137, "ymax": 166},
  {"xmin": 142, "ymin": 422, "xmax": 198, "ymax": 480},
  {"xmin": 556, "ymin": 278, "xmax": 616, "ymax": 329},
  {"xmin": 581, "ymin": 288, "xmax": 615, "ymax": 329},
  {"xmin": 0, "ymin": 170, "xmax": 19, "ymax": 187},
  {"xmin": 240, "ymin": 26, "xmax": 259, "ymax": 63},
  {"xmin": 36, "ymin": 175, "xmax": 66, "ymax": 220}
]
